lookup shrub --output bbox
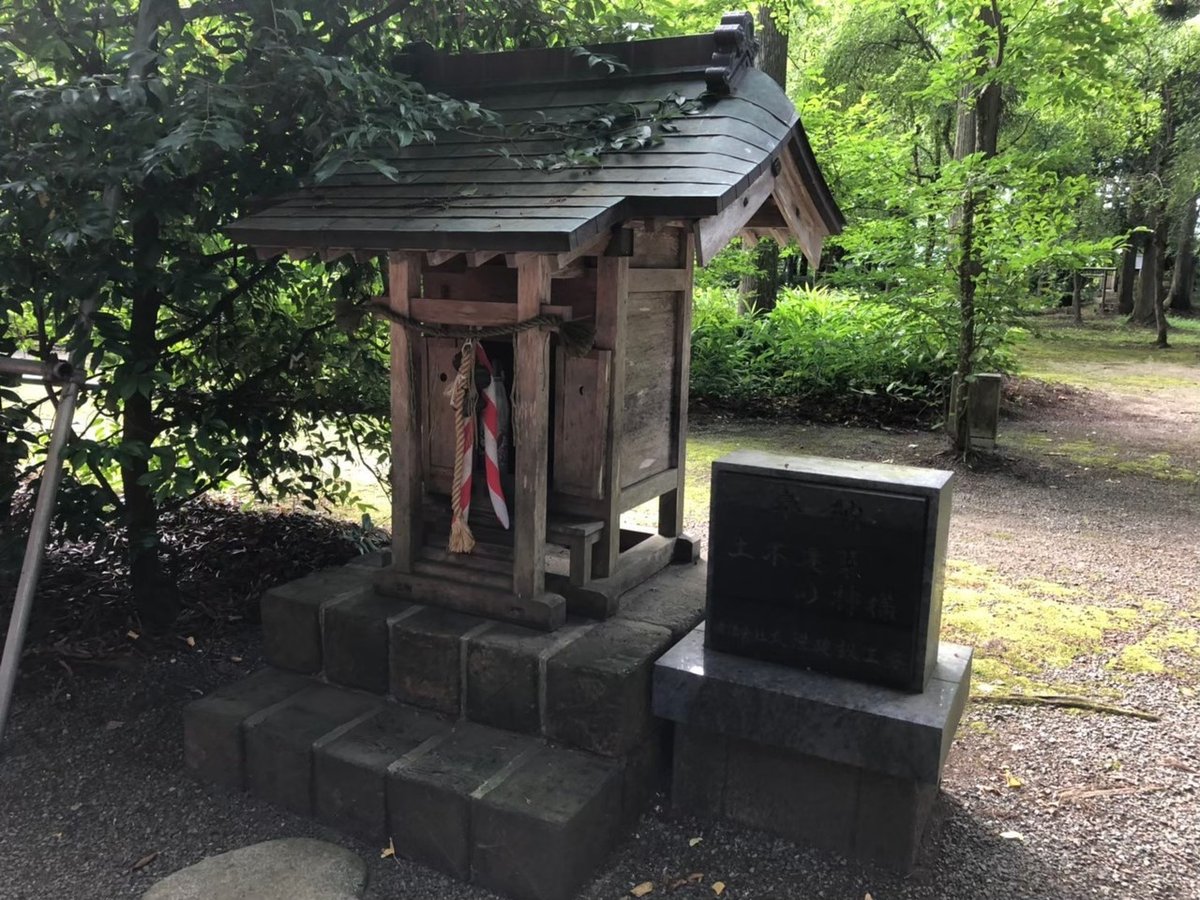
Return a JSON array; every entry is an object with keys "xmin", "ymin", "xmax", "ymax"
[{"xmin": 690, "ymin": 284, "xmax": 973, "ymax": 414}]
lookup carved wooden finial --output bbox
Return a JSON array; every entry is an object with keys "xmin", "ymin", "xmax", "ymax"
[{"xmin": 705, "ymin": 11, "xmax": 758, "ymax": 94}]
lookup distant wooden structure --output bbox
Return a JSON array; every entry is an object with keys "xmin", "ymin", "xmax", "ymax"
[
  {"xmin": 227, "ymin": 14, "xmax": 844, "ymax": 631},
  {"xmin": 1081, "ymin": 266, "xmax": 1118, "ymax": 315}
]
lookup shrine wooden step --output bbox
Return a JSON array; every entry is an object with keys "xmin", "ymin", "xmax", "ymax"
[{"xmin": 183, "ymin": 671, "xmax": 632, "ymax": 900}]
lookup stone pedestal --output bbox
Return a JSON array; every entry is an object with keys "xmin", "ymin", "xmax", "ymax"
[
  {"xmin": 184, "ymin": 558, "xmax": 706, "ymax": 900},
  {"xmin": 653, "ymin": 626, "xmax": 971, "ymax": 871}
]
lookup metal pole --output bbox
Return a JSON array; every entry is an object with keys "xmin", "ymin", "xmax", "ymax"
[
  {"xmin": 0, "ymin": 356, "xmax": 74, "ymax": 382},
  {"xmin": 0, "ymin": 373, "xmax": 84, "ymax": 743}
]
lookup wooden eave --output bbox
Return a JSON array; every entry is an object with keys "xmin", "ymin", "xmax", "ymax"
[{"xmin": 224, "ymin": 30, "xmax": 843, "ymax": 261}]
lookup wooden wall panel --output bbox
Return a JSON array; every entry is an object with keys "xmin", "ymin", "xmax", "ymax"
[
  {"xmin": 620, "ymin": 293, "xmax": 679, "ymax": 489},
  {"xmin": 552, "ymin": 349, "xmax": 612, "ymax": 499},
  {"xmin": 423, "ymin": 337, "xmax": 461, "ymax": 490}
]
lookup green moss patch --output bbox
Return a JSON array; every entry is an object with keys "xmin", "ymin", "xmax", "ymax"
[{"xmin": 941, "ymin": 560, "xmax": 1138, "ymax": 692}]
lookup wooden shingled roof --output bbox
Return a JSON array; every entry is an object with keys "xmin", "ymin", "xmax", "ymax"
[{"xmin": 225, "ymin": 13, "xmax": 844, "ymax": 260}]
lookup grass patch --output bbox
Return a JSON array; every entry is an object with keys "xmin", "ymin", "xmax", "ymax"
[
  {"xmin": 1015, "ymin": 435, "xmax": 1199, "ymax": 483},
  {"xmin": 1013, "ymin": 314, "xmax": 1200, "ymax": 391}
]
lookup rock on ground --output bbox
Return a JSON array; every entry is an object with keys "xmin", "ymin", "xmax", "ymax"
[{"xmin": 141, "ymin": 838, "xmax": 366, "ymax": 900}]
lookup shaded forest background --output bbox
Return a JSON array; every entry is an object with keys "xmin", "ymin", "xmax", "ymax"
[{"xmin": 1, "ymin": 0, "xmax": 1198, "ymax": 620}]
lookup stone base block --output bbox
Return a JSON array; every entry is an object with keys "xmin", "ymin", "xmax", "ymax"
[
  {"xmin": 261, "ymin": 567, "xmax": 375, "ymax": 674},
  {"xmin": 472, "ymin": 745, "xmax": 622, "ymax": 900},
  {"xmin": 186, "ymin": 673, "xmax": 656, "ymax": 900},
  {"xmin": 243, "ymin": 685, "xmax": 379, "ymax": 815},
  {"xmin": 673, "ymin": 726, "xmax": 937, "ymax": 870},
  {"xmin": 323, "ymin": 593, "xmax": 413, "ymax": 693},
  {"xmin": 654, "ymin": 628, "xmax": 971, "ymax": 872},
  {"xmin": 545, "ymin": 618, "xmax": 674, "ymax": 757},
  {"xmin": 183, "ymin": 668, "xmax": 309, "ymax": 790},
  {"xmin": 388, "ymin": 607, "xmax": 490, "ymax": 716},
  {"xmin": 314, "ymin": 704, "xmax": 449, "ymax": 842}
]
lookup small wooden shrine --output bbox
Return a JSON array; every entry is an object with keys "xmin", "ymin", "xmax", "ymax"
[{"xmin": 227, "ymin": 13, "xmax": 844, "ymax": 632}]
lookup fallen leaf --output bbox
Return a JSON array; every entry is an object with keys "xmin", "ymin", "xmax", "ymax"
[
  {"xmin": 380, "ymin": 839, "xmax": 395, "ymax": 860},
  {"xmin": 185, "ymin": 636, "xmax": 196, "ymax": 648},
  {"xmin": 712, "ymin": 882, "xmax": 726, "ymax": 896},
  {"xmin": 1004, "ymin": 769, "xmax": 1024, "ymax": 789},
  {"xmin": 1000, "ymin": 830, "xmax": 1025, "ymax": 841},
  {"xmin": 129, "ymin": 851, "xmax": 158, "ymax": 872},
  {"xmin": 865, "ymin": 894, "xmax": 875, "ymax": 900},
  {"xmin": 689, "ymin": 836, "xmax": 703, "ymax": 847},
  {"xmin": 631, "ymin": 882, "xmax": 654, "ymax": 897},
  {"xmin": 688, "ymin": 873, "xmax": 704, "ymax": 884}
]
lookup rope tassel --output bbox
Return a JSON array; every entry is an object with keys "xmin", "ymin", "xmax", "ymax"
[{"xmin": 448, "ymin": 340, "xmax": 477, "ymax": 554}]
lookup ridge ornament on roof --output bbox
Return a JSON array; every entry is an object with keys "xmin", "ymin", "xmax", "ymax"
[{"xmin": 706, "ymin": 11, "xmax": 759, "ymax": 94}]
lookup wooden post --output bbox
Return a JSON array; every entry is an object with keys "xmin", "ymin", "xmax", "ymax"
[
  {"xmin": 513, "ymin": 254, "xmax": 553, "ymax": 598},
  {"xmin": 592, "ymin": 255, "xmax": 629, "ymax": 579},
  {"xmin": 659, "ymin": 232, "xmax": 694, "ymax": 538},
  {"xmin": 1072, "ymin": 270, "xmax": 1083, "ymax": 324},
  {"xmin": 389, "ymin": 252, "xmax": 424, "ymax": 573}
]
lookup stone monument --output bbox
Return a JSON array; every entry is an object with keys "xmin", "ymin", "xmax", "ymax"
[{"xmin": 653, "ymin": 450, "xmax": 972, "ymax": 871}]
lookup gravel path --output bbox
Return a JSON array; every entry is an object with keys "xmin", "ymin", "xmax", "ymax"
[{"xmin": 2, "ymin": 322, "xmax": 1198, "ymax": 900}]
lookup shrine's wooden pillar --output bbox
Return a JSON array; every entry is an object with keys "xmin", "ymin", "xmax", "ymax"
[
  {"xmin": 513, "ymin": 255, "xmax": 553, "ymax": 598},
  {"xmin": 592, "ymin": 255, "xmax": 629, "ymax": 579},
  {"xmin": 658, "ymin": 232, "xmax": 695, "ymax": 539},
  {"xmin": 388, "ymin": 252, "xmax": 424, "ymax": 573}
]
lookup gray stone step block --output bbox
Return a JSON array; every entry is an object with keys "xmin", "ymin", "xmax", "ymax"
[
  {"xmin": 465, "ymin": 622, "xmax": 593, "ymax": 734},
  {"xmin": 313, "ymin": 704, "xmax": 450, "ymax": 842},
  {"xmin": 653, "ymin": 628, "xmax": 972, "ymax": 784},
  {"xmin": 262, "ymin": 567, "xmax": 376, "ymax": 674},
  {"xmin": 472, "ymin": 745, "xmax": 622, "ymax": 900},
  {"xmin": 183, "ymin": 668, "xmax": 309, "ymax": 790},
  {"xmin": 323, "ymin": 593, "xmax": 414, "ymax": 693},
  {"xmin": 388, "ymin": 606, "xmax": 493, "ymax": 715},
  {"xmin": 244, "ymin": 685, "xmax": 380, "ymax": 815},
  {"xmin": 387, "ymin": 722, "xmax": 539, "ymax": 880},
  {"xmin": 544, "ymin": 618, "xmax": 674, "ymax": 757},
  {"xmin": 614, "ymin": 559, "xmax": 706, "ymax": 640}
]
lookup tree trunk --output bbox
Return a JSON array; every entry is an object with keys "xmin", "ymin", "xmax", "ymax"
[
  {"xmin": 738, "ymin": 4, "xmax": 788, "ymax": 314},
  {"xmin": 757, "ymin": 3, "xmax": 788, "ymax": 88},
  {"xmin": 1168, "ymin": 194, "xmax": 1197, "ymax": 312},
  {"xmin": 122, "ymin": 201, "xmax": 177, "ymax": 626},
  {"xmin": 950, "ymin": 5, "xmax": 1004, "ymax": 457},
  {"xmin": 1132, "ymin": 220, "xmax": 1163, "ymax": 325},
  {"xmin": 1117, "ymin": 240, "xmax": 1139, "ymax": 315}
]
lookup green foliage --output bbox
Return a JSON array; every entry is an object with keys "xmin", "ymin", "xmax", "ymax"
[
  {"xmin": 690, "ymin": 284, "xmax": 964, "ymax": 410},
  {"xmin": 0, "ymin": 0, "xmax": 647, "ymax": 614}
]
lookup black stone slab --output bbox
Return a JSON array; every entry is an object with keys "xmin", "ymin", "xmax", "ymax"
[
  {"xmin": 472, "ymin": 745, "xmax": 622, "ymax": 900},
  {"xmin": 653, "ymin": 628, "xmax": 971, "ymax": 784},
  {"xmin": 243, "ymin": 685, "xmax": 379, "ymax": 815},
  {"xmin": 389, "ymin": 607, "xmax": 492, "ymax": 715},
  {"xmin": 323, "ymin": 593, "xmax": 414, "ymax": 693},
  {"xmin": 544, "ymin": 619, "xmax": 674, "ymax": 757},
  {"xmin": 386, "ymin": 722, "xmax": 538, "ymax": 880},
  {"xmin": 313, "ymin": 704, "xmax": 450, "ymax": 841},
  {"xmin": 261, "ymin": 566, "xmax": 375, "ymax": 674},
  {"xmin": 671, "ymin": 724, "xmax": 938, "ymax": 872},
  {"xmin": 707, "ymin": 451, "xmax": 953, "ymax": 692},
  {"xmin": 182, "ymin": 668, "xmax": 309, "ymax": 790}
]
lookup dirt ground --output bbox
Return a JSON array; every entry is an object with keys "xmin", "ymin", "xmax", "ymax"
[{"xmin": 1, "ymin": 311, "xmax": 1198, "ymax": 900}]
